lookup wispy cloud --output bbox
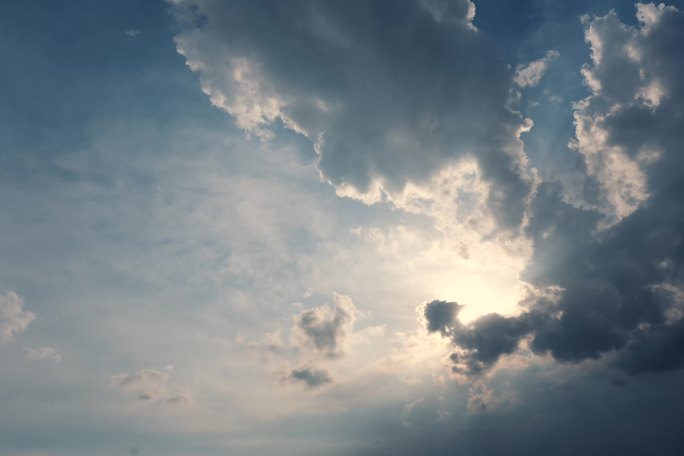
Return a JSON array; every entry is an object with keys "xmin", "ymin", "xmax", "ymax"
[{"xmin": 0, "ymin": 291, "xmax": 35, "ymax": 344}]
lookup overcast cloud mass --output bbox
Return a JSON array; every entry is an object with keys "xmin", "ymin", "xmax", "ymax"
[{"xmin": 2, "ymin": 0, "xmax": 684, "ymax": 455}]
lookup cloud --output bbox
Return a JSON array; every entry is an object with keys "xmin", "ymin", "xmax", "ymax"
[
  {"xmin": 571, "ymin": 3, "xmax": 683, "ymax": 223},
  {"xmin": 24, "ymin": 345, "xmax": 62, "ymax": 362},
  {"xmin": 421, "ymin": 300, "xmax": 461, "ymax": 336},
  {"xmin": 172, "ymin": 0, "xmax": 536, "ymax": 232},
  {"xmin": 110, "ymin": 368, "xmax": 191, "ymax": 405},
  {"xmin": 353, "ymin": 362, "xmax": 684, "ymax": 456},
  {"xmin": 288, "ymin": 365, "xmax": 333, "ymax": 390},
  {"xmin": 514, "ymin": 49, "xmax": 560, "ymax": 88},
  {"xmin": 421, "ymin": 300, "xmax": 528, "ymax": 375},
  {"xmin": 292, "ymin": 292, "xmax": 357, "ymax": 359},
  {"xmin": 0, "ymin": 290, "xmax": 35, "ymax": 344},
  {"xmin": 423, "ymin": 3, "xmax": 684, "ymax": 378},
  {"xmin": 164, "ymin": 392, "xmax": 192, "ymax": 404},
  {"xmin": 125, "ymin": 29, "xmax": 141, "ymax": 37}
]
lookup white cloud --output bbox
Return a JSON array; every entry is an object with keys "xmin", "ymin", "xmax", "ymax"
[
  {"xmin": 0, "ymin": 290, "xmax": 35, "ymax": 344},
  {"xmin": 514, "ymin": 50, "xmax": 560, "ymax": 88},
  {"xmin": 571, "ymin": 4, "xmax": 683, "ymax": 224}
]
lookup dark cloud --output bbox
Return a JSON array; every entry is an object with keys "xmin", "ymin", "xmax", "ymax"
[
  {"xmin": 172, "ymin": 0, "xmax": 535, "ymax": 230},
  {"xmin": 450, "ymin": 313, "xmax": 529, "ymax": 375},
  {"xmin": 348, "ymin": 366, "xmax": 684, "ymax": 456},
  {"xmin": 424, "ymin": 4, "xmax": 684, "ymax": 378},
  {"xmin": 422, "ymin": 300, "xmax": 461, "ymax": 336},
  {"xmin": 422, "ymin": 301, "xmax": 529, "ymax": 375},
  {"xmin": 611, "ymin": 378, "xmax": 626, "ymax": 387},
  {"xmin": 289, "ymin": 365, "xmax": 333, "ymax": 390}
]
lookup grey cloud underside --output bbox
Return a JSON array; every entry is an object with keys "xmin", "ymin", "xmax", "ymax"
[
  {"xmin": 354, "ymin": 366, "xmax": 684, "ymax": 456},
  {"xmin": 423, "ymin": 300, "xmax": 529, "ymax": 375},
  {"xmin": 425, "ymin": 5, "xmax": 684, "ymax": 376},
  {"xmin": 289, "ymin": 365, "xmax": 333, "ymax": 389},
  {"xmin": 296, "ymin": 308, "xmax": 349, "ymax": 358},
  {"xmin": 173, "ymin": 0, "xmax": 534, "ymax": 230}
]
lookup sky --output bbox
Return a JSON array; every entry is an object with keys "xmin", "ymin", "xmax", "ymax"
[{"xmin": 1, "ymin": 0, "xmax": 684, "ymax": 455}]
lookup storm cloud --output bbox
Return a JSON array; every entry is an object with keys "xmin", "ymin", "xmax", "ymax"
[
  {"xmin": 423, "ymin": 4, "xmax": 684, "ymax": 377},
  {"xmin": 422, "ymin": 299, "xmax": 529, "ymax": 375},
  {"xmin": 172, "ymin": 0, "xmax": 536, "ymax": 231},
  {"xmin": 4, "ymin": 0, "xmax": 684, "ymax": 454}
]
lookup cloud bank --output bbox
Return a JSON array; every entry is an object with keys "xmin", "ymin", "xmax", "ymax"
[
  {"xmin": 420, "ymin": 3, "xmax": 684, "ymax": 378},
  {"xmin": 172, "ymin": 0, "xmax": 536, "ymax": 232}
]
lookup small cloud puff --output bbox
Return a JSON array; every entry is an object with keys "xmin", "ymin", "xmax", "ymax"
[
  {"xmin": 288, "ymin": 365, "xmax": 333, "ymax": 390},
  {"xmin": 292, "ymin": 292, "xmax": 357, "ymax": 359},
  {"xmin": 0, "ymin": 290, "xmax": 35, "ymax": 344}
]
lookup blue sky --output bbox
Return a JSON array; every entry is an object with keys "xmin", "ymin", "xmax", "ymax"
[{"xmin": 2, "ymin": 1, "xmax": 684, "ymax": 455}]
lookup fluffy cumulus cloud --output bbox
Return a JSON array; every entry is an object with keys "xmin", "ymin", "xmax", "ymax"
[
  {"xmin": 110, "ymin": 368, "xmax": 191, "ymax": 405},
  {"xmin": 0, "ymin": 290, "xmax": 35, "ymax": 344},
  {"xmin": 570, "ymin": 3, "xmax": 681, "ymax": 222},
  {"xmin": 422, "ymin": 3, "xmax": 684, "ymax": 378},
  {"xmin": 172, "ymin": 0, "xmax": 536, "ymax": 232}
]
